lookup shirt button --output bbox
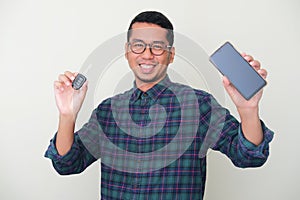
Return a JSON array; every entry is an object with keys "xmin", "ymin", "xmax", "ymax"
[
  {"xmin": 143, "ymin": 93, "xmax": 148, "ymax": 97},
  {"xmin": 133, "ymin": 184, "xmax": 140, "ymax": 189}
]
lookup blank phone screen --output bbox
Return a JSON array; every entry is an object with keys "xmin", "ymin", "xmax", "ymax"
[{"xmin": 209, "ymin": 42, "xmax": 266, "ymax": 100}]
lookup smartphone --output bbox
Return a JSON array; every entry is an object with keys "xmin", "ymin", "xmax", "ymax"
[{"xmin": 209, "ymin": 41, "xmax": 266, "ymax": 100}]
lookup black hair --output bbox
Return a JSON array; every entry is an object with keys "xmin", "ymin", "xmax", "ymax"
[{"xmin": 127, "ymin": 11, "xmax": 174, "ymax": 46}]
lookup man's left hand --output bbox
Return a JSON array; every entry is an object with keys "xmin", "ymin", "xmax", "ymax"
[{"xmin": 222, "ymin": 53, "xmax": 268, "ymax": 110}]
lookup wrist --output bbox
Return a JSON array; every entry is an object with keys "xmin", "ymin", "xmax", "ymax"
[
  {"xmin": 237, "ymin": 106, "xmax": 259, "ymax": 121},
  {"xmin": 59, "ymin": 113, "xmax": 76, "ymax": 123}
]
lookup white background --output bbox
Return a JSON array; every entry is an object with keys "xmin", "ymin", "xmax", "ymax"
[{"xmin": 0, "ymin": 0, "xmax": 299, "ymax": 199}]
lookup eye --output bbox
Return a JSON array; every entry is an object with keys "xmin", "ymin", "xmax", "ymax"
[
  {"xmin": 132, "ymin": 42, "xmax": 145, "ymax": 48},
  {"xmin": 152, "ymin": 44, "xmax": 164, "ymax": 50}
]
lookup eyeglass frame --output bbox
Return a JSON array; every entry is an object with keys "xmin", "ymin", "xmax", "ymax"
[{"xmin": 127, "ymin": 39, "xmax": 172, "ymax": 56}]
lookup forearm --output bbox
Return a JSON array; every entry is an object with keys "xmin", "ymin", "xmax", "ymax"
[
  {"xmin": 238, "ymin": 107, "xmax": 263, "ymax": 146},
  {"xmin": 45, "ymin": 110, "xmax": 99, "ymax": 174},
  {"xmin": 56, "ymin": 114, "xmax": 75, "ymax": 156},
  {"xmin": 45, "ymin": 132, "xmax": 97, "ymax": 175}
]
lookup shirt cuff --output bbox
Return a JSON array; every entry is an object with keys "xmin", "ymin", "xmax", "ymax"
[
  {"xmin": 44, "ymin": 133, "xmax": 79, "ymax": 164},
  {"xmin": 238, "ymin": 120, "xmax": 274, "ymax": 158}
]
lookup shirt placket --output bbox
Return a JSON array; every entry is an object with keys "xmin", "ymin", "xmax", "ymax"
[{"xmin": 133, "ymin": 92, "xmax": 150, "ymax": 199}]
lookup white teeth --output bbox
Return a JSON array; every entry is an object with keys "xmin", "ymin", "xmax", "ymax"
[{"xmin": 140, "ymin": 64, "xmax": 154, "ymax": 69}]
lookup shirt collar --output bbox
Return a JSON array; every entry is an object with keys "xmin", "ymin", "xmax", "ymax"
[{"xmin": 131, "ymin": 75, "xmax": 173, "ymax": 101}]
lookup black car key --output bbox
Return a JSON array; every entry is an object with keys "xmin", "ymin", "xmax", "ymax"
[{"xmin": 72, "ymin": 73, "xmax": 87, "ymax": 90}]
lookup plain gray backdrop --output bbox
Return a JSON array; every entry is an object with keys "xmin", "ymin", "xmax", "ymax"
[{"xmin": 0, "ymin": 0, "xmax": 299, "ymax": 199}]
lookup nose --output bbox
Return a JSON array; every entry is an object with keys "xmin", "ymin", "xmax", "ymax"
[{"xmin": 141, "ymin": 45, "xmax": 154, "ymax": 59}]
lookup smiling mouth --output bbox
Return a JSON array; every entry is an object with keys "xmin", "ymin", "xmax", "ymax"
[
  {"xmin": 139, "ymin": 64, "xmax": 157, "ymax": 73},
  {"xmin": 140, "ymin": 64, "xmax": 156, "ymax": 69}
]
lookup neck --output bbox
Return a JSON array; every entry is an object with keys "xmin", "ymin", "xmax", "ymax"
[
  {"xmin": 135, "ymin": 74, "xmax": 167, "ymax": 92},
  {"xmin": 137, "ymin": 82, "xmax": 156, "ymax": 92}
]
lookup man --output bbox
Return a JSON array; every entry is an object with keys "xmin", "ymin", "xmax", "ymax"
[{"xmin": 45, "ymin": 11, "xmax": 274, "ymax": 200}]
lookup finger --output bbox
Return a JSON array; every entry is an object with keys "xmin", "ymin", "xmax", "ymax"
[
  {"xmin": 250, "ymin": 60, "xmax": 261, "ymax": 71},
  {"xmin": 82, "ymin": 80, "xmax": 88, "ymax": 90},
  {"xmin": 54, "ymin": 81, "xmax": 64, "ymax": 92},
  {"xmin": 73, "ymin": 79, "xmax": 89, "ymax": 93},
  {"xmin": 64, "ymin": 71, "xmax": 76, "ymax": 81},
  {"xmin": 82, "ymin": 80, "xmax": 88, "ymax": 87},
  {"xmin": 58, "ymin": 74, "xmax": 72, "ymax": 86},
  {"xmin": 222, "ymin": 76, "xmax": 231, "ymax": 86},
  {"xmin": 222, "ymin": 76, "xmax": 237, "ymax": 97},
  {"xmin": 76, "ymin": 80, "xmax": 89, "ymax": 93},
  {"xmin": 243, "ymin": 54, "xmax": 254, "ymax": 62},
  {"xmin": 258, "ymin": 69, "xmax": 268, "ymax": 79},
  {"xmin": 241, "ymin": 52, "xmax": 247, "ymax": 57}
]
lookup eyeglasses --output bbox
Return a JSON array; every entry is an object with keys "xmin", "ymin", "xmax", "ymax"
[{"xmin": 128, "ymin": 40, "xmax": 172, "ymax": 56}]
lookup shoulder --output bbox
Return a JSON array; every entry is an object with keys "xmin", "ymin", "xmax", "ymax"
[
  {"xmin": 169, "ymin": 81, "xmax": 214, "ymax": 101},
  {"xmin": 95, "ymin": 87, "xmax": 135, "ymax": 110}
]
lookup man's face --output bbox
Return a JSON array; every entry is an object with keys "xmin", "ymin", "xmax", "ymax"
[{"xmin": 125, "ymin": 22, "xmax": 175, "ymax": 90}]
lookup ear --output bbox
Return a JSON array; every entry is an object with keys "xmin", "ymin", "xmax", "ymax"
[
  {"xmin": 168, "ymin": 47, "xmax": 175, "ymax": 64},
  {"xmin": 125, "ymin": 42, "xmax": 129, "ymax": 60}
]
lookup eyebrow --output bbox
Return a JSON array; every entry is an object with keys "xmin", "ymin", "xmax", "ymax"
[{"xmin": 131, "ymin": 39, "xmax": 166, "ymax": 44}]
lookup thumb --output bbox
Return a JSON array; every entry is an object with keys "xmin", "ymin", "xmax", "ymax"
[
  {"xmin": 222, "ymin": 76, "xmax": 235, "ymax": 96},
  {"xmin": 222, "ymin": 76, "xmax": 231, "ymax": 87}
]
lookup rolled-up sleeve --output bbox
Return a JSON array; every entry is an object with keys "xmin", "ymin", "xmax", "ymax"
[
  {"xmin": 236, "ymin": 120, "xmax": 274, "ymax": 166},
  {"xmin": 44, "ymin": 110, "xmax": 100, "ymax": 175},
  {"xmin": 212, "ymin": 114, "xmax": 274, "ymax": 168},
  {"xmin": 205, "ymin": 94, "xmax": 274, "ymax": 168},
  {"xmin": 44, "ymin": 133, "xmax": 97, "ymax": 175}
]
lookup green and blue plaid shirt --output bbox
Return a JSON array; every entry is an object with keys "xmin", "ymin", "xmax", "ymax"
[{"xmin": 45, "ymin": 75, "xmax": 274, "ymax": 200}]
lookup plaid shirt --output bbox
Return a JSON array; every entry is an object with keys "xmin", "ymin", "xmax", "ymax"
[{"xmin": 45, "ymin": 75, "xmax": 274, "ymax": 200}]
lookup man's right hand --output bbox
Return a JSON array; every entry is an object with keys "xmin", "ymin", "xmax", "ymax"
[
  {"xmin": 54, "ymin": 71, "xmax": 88, "ymax": 156},
  {"xmin": 54, "ymin": 71, "xmax": 88, "ymax": 121}
]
